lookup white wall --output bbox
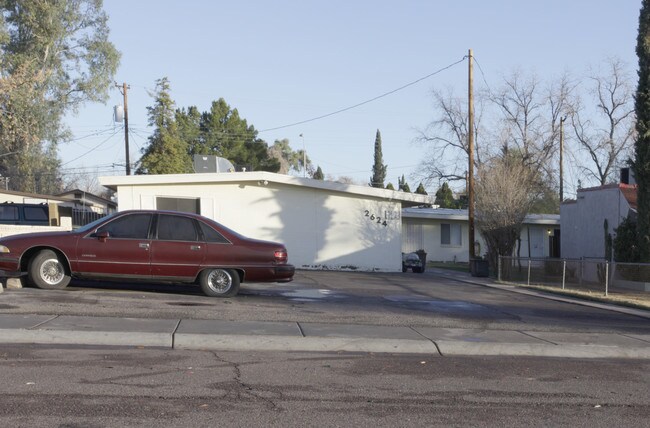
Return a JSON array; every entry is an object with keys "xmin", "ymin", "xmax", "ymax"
[
  {"xmin": 402, "ymin": 217, "xmax": 473, "ymax": 262},
  {"xmin": 0, "ymin": 217, "xmax": 72, "ymax": 237},
  {"xmin": 402, "ymin": 216, "xmax": 557, "ymax": 262},
  {"xmin": 115, "ymin": 181, "xmax": 404, "ymax": 271}
]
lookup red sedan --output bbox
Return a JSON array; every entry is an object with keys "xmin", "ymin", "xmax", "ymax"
[{"xmin": 0, "ymin": 210, "xmax": 294, "ymax": 297}]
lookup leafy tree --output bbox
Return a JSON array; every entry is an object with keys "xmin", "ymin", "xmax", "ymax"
[
  {"xmin": 385, "ymin": 182, "xmax": 395, "ymax": 190},
  {"xmin": 0, "ymin": 0, "xmax": 119, "ymax": 192},
  {"xmin": 370, "ymin": 129, "xmax": 387, "ymax": 188},
  {"xmin": 415, "ymin": 183, "xmax": 428, "ymax": 195},
  {"xmin": 313, "ymin": 166, "xmax": 324, "ymax": 180},
  {"xmin": 267, "ymin": 139, "xmax": 312, "ymax": 175},
  {"xmin": 137, "ymin": 78, "xmax": 191, "ymax": 174},
  {"xmin": 398, "ymin": 174, "xmax": 411, "ymax": 192},
  {"xmin": 635, "ymin": 0, "xmax": 650, "ymax": 262},
  {"xmin": 435, "ymin": 182, "xmax": 457, "ymax": 208}
]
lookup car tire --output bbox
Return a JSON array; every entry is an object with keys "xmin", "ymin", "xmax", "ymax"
[
  {"xmin": 199, "ymin": 268, "xmax": 240, "ymax": 297},
  {"xmin": 28, "ymin": 249, "xmax": 71, "ymax": 290}
]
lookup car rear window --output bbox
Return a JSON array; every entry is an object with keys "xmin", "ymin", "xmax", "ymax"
[
  {"xmin": 198, "ymin": 221, "xmax": 230, "ymax": 244},
  {"xmin": 0, "ymin": 205, "xmax": 18, "ymax": 221}
]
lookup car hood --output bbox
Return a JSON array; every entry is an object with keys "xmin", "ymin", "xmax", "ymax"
[{"xmin": 0, "ymin": 230, "xmax": 77, "ymax": 243}]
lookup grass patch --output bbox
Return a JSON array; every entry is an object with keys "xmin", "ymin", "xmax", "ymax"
[{"xmin": 501, "ymin": 282, "xmax": 650, "ymax": 312}]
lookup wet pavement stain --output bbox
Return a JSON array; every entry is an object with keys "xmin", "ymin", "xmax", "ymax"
[
  {"xmin": 383, "ymin": 295, "xmax": 494, "ymax": 315},
  {"xmin": 280, "ymin": 289, "xmax": 343, "ymax": 302}
]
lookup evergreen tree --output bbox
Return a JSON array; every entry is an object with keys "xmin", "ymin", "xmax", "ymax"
[
  {"xmin": 398, "ymin": 174, "xmax": 411, "ymax": 192},
  {"xmin": 176, "ymin": 106, "xmax": 202, "ymax": 156},
  {"xmin": 370, "ymin": 129, "xmax": 387, "ymax": 188},
  {"xmin": 635, "ymin": 0, "xmax": 650, "ymax": 262},
  {"xmin": 386, "ymin": 182, "xmax": 395, "ymax": 190},
  {"xmin": 435, "ymin": 182, "xmax": 457, "ymax": 208},
  {"xmin": 415, "ymin": 183, "xmax": 428, "ymax": 195},
  {"xmin": 137, "ymin": 78, "xmax": 191, "ymax": 174},
  {"xmin": 313, "ymin": 166, "xmax": 324, "ymax": 180}
]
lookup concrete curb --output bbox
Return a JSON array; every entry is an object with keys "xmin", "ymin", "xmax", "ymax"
[
  {"xmin": 1, "ymin": 314, "xmax": 649, "ymax": 359},
  {"xmin": 174, "ymin": 334, "xmax": 440, "ymax": 354}
]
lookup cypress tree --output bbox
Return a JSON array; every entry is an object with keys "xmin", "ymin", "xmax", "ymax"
[
  {"xmin": 635, "ymin": 0, "xmax": 650, "ymax": 262},
  {"xmin": 415, "ymin": 183, "xmax": 428, "ymax": 195},
  {"xmin": 398, "ymin": 174, "xmax": 411, "ymax": 192},
  {"xmin": 370, "ymin": 129, "xmax": 387, "ymax": 188},
  {"xmin": 313, "ymin": 166, "xmax": 324, "ymax": 180}
]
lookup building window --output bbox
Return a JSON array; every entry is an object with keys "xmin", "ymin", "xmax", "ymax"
[
  {"xmin": 156, "ymin": 197, "xmax": 200, "ymax": 214},
  {"xmin": 441, "ymin": 223, "xmax": 462, "ymax": 246}
]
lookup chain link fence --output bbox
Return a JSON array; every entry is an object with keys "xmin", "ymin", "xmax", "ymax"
[{"xmin": 498, "ymin": 256, "xmax": 650, "ymax": 297}]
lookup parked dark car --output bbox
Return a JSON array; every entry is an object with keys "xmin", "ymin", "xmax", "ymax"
[
  {"xmin": 0, "ymin": 210, "xmax": 295, "ymax": 297},
  {"xmin": 402, "ymin": 252, "xmax": 424, "ymax": 273},
  {"xmin": 0, "ymin": 203, "xmax": 49, "ymax": 226}
]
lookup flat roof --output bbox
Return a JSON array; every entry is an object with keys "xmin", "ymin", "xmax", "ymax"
[
  {"xmin": 99, "ymin": 171, "xmax": 434, "ymax": 207},
  {"xmin": 402, "ymin": 207, "xmax": 560, "ymax": 225}
]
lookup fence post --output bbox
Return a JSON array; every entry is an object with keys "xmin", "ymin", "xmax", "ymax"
[
  {"xmin": 605, "ymin": 262, "xmax": 609, "ymax": 296},
  {"xmin": 527, "ymin": 259, "xmax": 531, "ymax": 286},
  {"xmin": 498, "ymin": 256, "xmax": 501, "ymax": 282},
  {"xmin": 562, "ymin": 260, "xmax": 566, "ymax": 290},
  {"xmin": 579, "ymin": 258, "xmax": 583, "ymax": 286}
]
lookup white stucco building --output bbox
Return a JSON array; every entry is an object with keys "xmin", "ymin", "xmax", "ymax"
[
  {"xmin": 99, "ymin": 172, "xmax": 433, "ymax": 272},
  {"xmin": 402, "ymin": 207, "xmax": 560, "ymax": 262}
]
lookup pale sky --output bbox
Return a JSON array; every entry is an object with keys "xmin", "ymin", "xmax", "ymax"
[{"xmin": 62, "ymin": 0, "xmax": 641, "ymax": 196}]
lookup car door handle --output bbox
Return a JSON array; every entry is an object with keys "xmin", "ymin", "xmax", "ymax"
[
  {"xmin": 191, "ymin": 245, "xmax": 201, "ymax": 251},
  {"xmin": 139, "ymin": 243, "xmax": 150, "ymax": 250}
]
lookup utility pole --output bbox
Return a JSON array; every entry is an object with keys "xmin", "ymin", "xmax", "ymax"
[
  {"xmin": 300, "ymin": 133, "xmax": 306, "ymax": 178},
  {"xmin": 116, "ymin": 82, "xmax": 131, "ymax": 175},
  {"xmin": 559, "ymin": 116, "xmax": 566, "ymax": 202},
  {"xmin": 468, "ymin": 49, "xmax": 476, "ymax": 261}
]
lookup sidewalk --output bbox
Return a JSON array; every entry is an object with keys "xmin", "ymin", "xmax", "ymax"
[{"xmin": 1, "ymin": 313, "xmax": 650, "ymax": 359}]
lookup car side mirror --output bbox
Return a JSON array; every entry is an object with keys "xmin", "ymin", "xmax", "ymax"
[{"xmin": 96, "ymin": 230, "xmax": 110, "ymax": 242}]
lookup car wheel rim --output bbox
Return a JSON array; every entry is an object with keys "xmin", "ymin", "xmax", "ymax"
[
  {"xmin": 207, "ymin": 269, "xmax": 232, "ymax": 294},
  {"xmin": 40, "ymin": 258, "xmax": 64, "ymax": 285}
]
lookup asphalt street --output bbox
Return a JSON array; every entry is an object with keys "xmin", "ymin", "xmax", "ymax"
[{"xmin": 1, "ymin": 268, "xmax": 649, "ymax": 358}]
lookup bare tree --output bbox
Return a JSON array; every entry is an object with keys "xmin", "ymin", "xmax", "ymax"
[
  {"xmin": 475, "ymin": 156, "xmax": 540, "ymax": 268},
  {"xmin": 568, "ymin": 58, "xmax": 636, "ymax": 186},
  {"xmin": 489, "ymin": 70, "xmax": 571, "ymax": 175},
  {"xmin": 416, "ymin": 88, "xmax": 484, "ymax": 186}
]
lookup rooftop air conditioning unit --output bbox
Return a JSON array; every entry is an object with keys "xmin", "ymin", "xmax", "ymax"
[{"xmin": 193, "ymin": 155, "xmax": 235, "ymax": 173}]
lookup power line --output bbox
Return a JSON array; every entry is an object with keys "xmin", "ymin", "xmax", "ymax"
[
  {"xmin": 259, "ymin": 56, "xmax": 468, "ymax": 133},
  {"xmin": 60, "ymin": 129, "xmax": 122, "ymax": 167}
]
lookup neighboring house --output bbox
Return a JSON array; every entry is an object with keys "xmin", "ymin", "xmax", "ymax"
[
  {"xmin": 99, "ymin": 172, "xmax": 433, "ymax": 272},
  {"xmin": 56, "ymin": 189, "xmax": 117, "ymax": 227},
  {"xmin": 0, "ymin": 189, "xmax": 114, "ymax": 231},
  {"xmin": 56, "ymin": 189, "xmax": 117, "ymax": 215},
  {"xmin": 560, "ymin": 183, "xmax": 637, "ymax": 260},
  {"xmin": 402, "ymin": 207, "xmax": 560, "ymax": 262}
]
